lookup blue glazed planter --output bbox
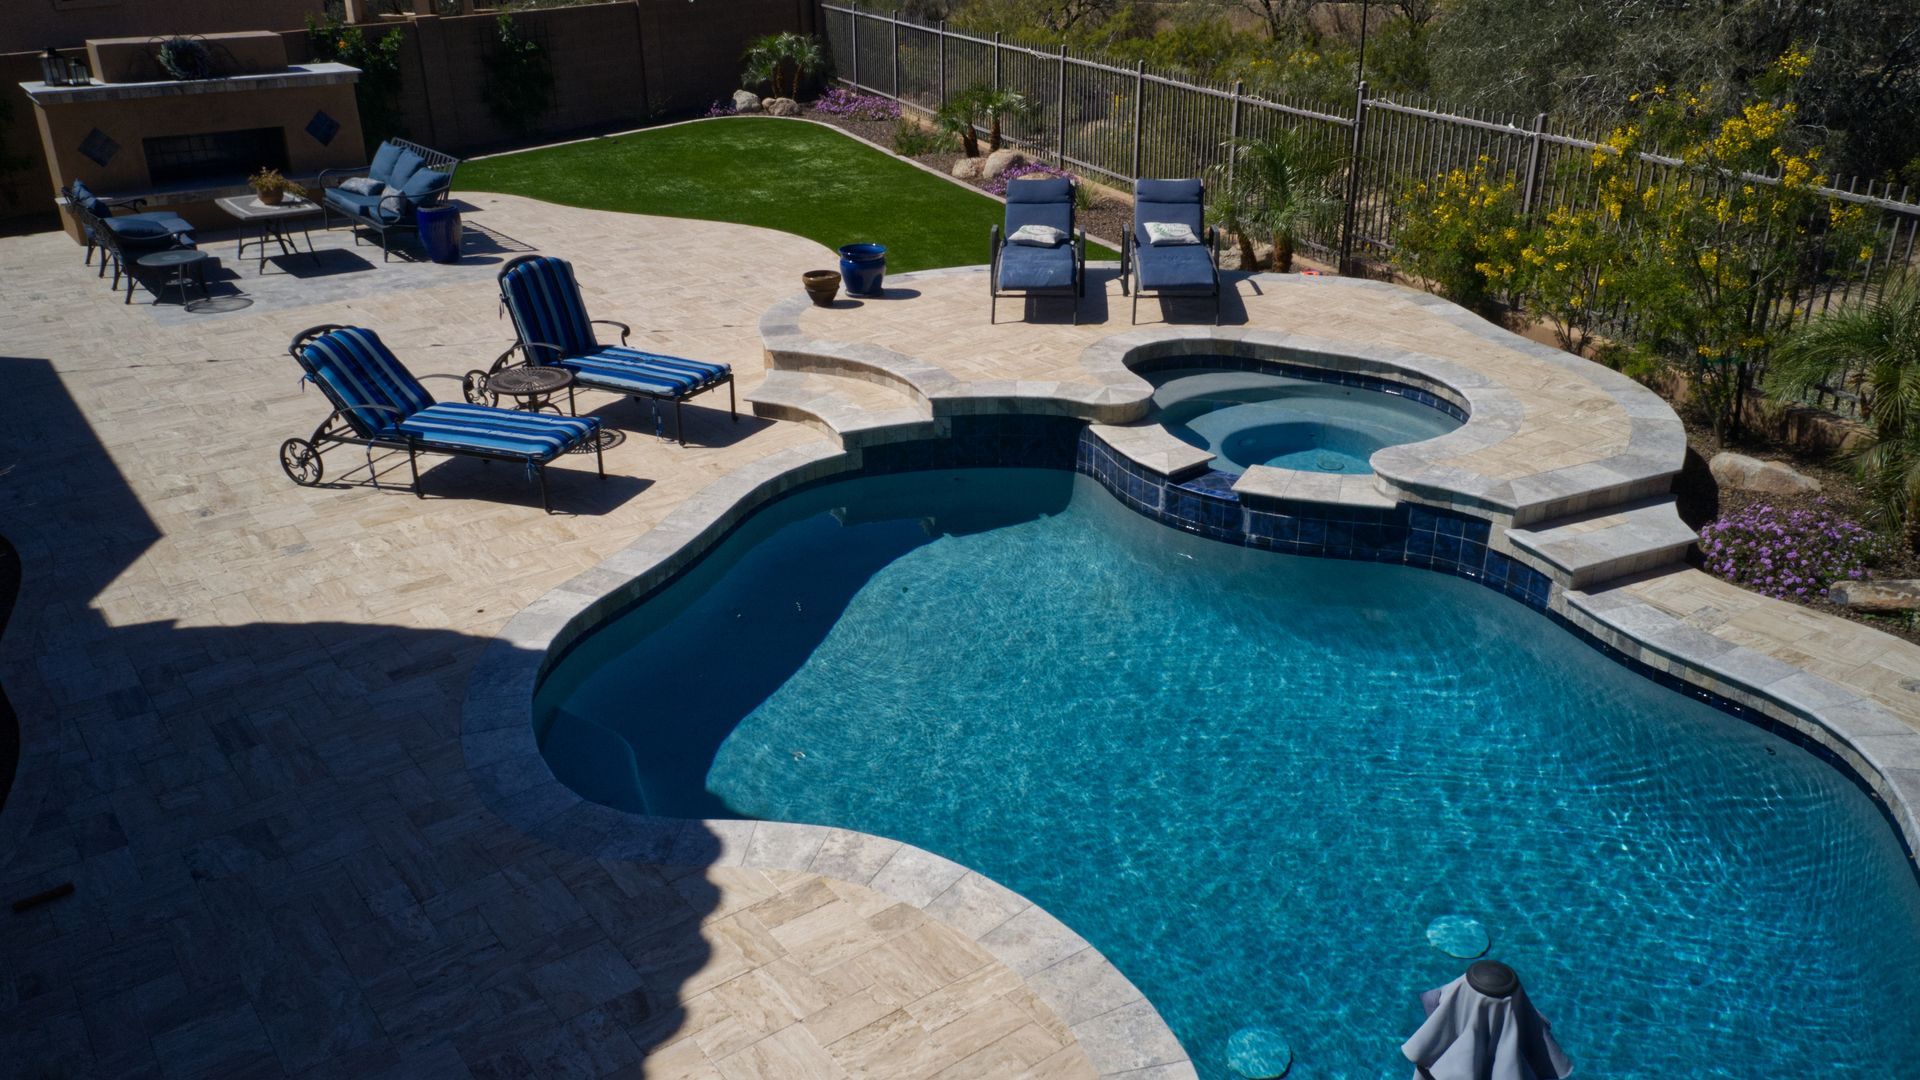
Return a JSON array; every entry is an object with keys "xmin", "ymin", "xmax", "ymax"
[{"xmin": 838, "ymin": 243, "xmax": 887, "ymax": 296}]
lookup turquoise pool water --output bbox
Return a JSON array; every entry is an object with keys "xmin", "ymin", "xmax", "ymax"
[
  {"xmin": 1148, "ymin": 367, "xmax": 1462, "ymax": 474},
  {"xmin": 538, "ymin": 469, "xmax": 1920, "ymax": 1077}
]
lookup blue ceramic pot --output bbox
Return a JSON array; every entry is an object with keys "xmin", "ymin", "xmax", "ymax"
[{"xmin": 838, "ymin": 242, "xmax": 887, "ymax": 296}]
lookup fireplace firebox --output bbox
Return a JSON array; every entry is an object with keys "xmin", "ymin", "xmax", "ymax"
[{"xmin": 143, "ymin": 127, "xmax": 290, "ymax": 188}]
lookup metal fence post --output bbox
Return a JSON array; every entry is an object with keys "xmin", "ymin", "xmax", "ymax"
[
  {"xmin": 938, "ymin": 20, "xmax": 947, "ymax": 106},
  {"xmin": 1520, "ymin": 111, "xmax": 1547, "ymax": 219},
  {"xmin": 890, "ymin": 9, "xmax": 900, "ymax": 102},
  {"xmin": 1056, "ymin": 44, "xmax": 1068, "ymax": 166},
  {"xmin": 1338, "ymin": 81, "xmax": 1368, "ymax": 275},
  {"xmin": 993, "ymin": 32, "xmax": 1002, "ymax": 90},
  {"xmin": 1227, "ymin": 79, "xmax": 1244, "ymax": 192},
  {"xmin": 1131, "ymin": 60, "xmax": 1145, "ymax": 181},
  {"xmin": 850, "ymin": 3, "xmax": 860, "ymax": 90}
]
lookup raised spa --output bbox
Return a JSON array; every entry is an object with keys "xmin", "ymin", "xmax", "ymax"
[
  {"xmin": 1146, "ymin": 361, "xmax": 1463, "ymax": 474},
  {"xmin": 536, "ymin": 468, "xmax": 1920, "ymax": 1078}
]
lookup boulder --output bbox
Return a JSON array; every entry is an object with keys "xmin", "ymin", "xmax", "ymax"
[
  {"xmin": 981, "ymin": 148, "xmax": 1027, "ymax": 180},
  {"xmin": 762, "ymin": 96, "xmax": 800, "ymax": 117},
  {"xmin": 1831, "ymin": 579, "xmax": 1920, "ymax": 612},
  {"xmin": 1708, "ymin": 451, "xmax": 1821, "ymax": 495},
  {"xmin": 950, "ymin": 156, "xmax": 985, "ymax": 180},
  {"xmin": 731, "ymin": 90, "xmax": 763, "ymax": 114}
]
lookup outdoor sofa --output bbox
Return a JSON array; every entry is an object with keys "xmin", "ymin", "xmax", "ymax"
[{"xmin": 319, "ymin": 138, "xmax": 460, "ymax": 261}]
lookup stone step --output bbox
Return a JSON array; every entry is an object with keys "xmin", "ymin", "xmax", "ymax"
[
  {"xmin": 1506, "ymin": 497, "xmax": 1697, "ymax": 590},
  {"xmin": 745, "ymin": 370, "xmax": 940, "ymax": 449}
]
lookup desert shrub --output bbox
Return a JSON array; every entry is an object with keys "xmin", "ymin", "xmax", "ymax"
[
  {"xmin": 1391, "ymin": 157, "xmax": 1528, "ymax": 315},
  {"xmin": 891, "ymin": 119, "xmax": 952, "ymax": 156},
  {"xmin": 1698, "ymin": 501, "xmax": 1883, "ymax": 599}
]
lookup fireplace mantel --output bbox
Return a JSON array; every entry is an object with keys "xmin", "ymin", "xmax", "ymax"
[{"xmin": 22, "ymin": 63, "xmax": 360, "ymax": 107}]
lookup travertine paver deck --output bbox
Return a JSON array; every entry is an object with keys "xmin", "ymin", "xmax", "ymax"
[{"xmin": 0, "ymin": 197, "xmax": 1102, "ymax": 1078}]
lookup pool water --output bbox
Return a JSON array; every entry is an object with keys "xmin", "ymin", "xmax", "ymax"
[
  {"xmin": 538, "ymin": 469, "xmax": 1920, "ymax": 1078},
  {"xmin": 1148, "ymin": 367, "xmax": 1462, "ymax": 474}
]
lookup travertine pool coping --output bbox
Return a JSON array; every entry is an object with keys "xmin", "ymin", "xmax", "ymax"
[{"xmin": 467, "ymin": 267, "xmax": 1920, "ymax": 1078}]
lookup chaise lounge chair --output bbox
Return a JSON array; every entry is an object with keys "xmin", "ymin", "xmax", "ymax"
[
  {"xmin": 1122, "ymin": 179, "xmax": 1221, "ymax": 325},
  {"xmin": 483, "ymin": 254, "xmax": 736, "ymax": 446},
  {"xmin": 989, "ymin": 176, "xmax": 1087, "ymax": 324},
  {"xmin": 281, "ymin": 324, "xmax": 603, "ymax": 513}
]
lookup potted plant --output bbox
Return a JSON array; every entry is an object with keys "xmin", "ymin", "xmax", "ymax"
[
  {"xmin": 803, "ymin": 269, "xmax": 840, "ymax": 307},
  {"xmin": 248, "ymin": 167, "xmax": 300, "ymax": 206}
]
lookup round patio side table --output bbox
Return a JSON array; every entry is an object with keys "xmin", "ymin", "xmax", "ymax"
[
  {"xmin": 136, "ymin": 248, "xmax": 212, "ymax": 308},
  {"xmin": 482, "ymin": 365, "xmax": 575, "ymax": 415}
]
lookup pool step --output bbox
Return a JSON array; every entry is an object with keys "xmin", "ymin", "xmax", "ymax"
[
  {"xmin": 746, "ymin": 370, "xmax": 940, "ymax": 449},
  {"xmin": 1506, "ymin": 497, "xmax": 1697, "ymax": 590}
]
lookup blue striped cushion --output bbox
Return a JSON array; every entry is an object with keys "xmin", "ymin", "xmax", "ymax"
[
  {"xmin": 394, "ymin": 403, "xmax": 597, "ymax": 461},
  {"xmin": 300, "ymin": 327, "xmax": 435, "ymax": 437},
  {"xmin": 564, "ymin": 346, "xmax": 731, "ymax": 398},
  {"xmin": 499, "ymin": 256, "xmax": 598, "ymax": 365}
]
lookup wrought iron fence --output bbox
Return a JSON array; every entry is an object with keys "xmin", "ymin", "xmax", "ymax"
[{"xmin": 820, "ymin": 2, "xmax": 1920, "ymax": 412}]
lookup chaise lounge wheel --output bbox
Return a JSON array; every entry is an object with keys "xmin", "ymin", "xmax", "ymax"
[
  {"xmin": 462, "ymin": 370, "xmax": 494, "ymax": 406},
  {"xmin": 279, "ymin": 438, "xmax": 324, "ymax": 486}
]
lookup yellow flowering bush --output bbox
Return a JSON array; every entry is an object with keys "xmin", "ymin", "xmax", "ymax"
[
  {"xmin": 1584, "ymin": 48, "xmax": 1871, "ymax": 437},
  {"xmin": 1520, "ymin": 207, "xmax": 1620, "ymax": 354},
  {"xmin": 1392, "ymin": 158, "xmax": 1528, "ymax": 315}
]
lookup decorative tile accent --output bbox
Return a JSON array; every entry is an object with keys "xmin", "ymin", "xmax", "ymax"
[
  {"xmin": 305, "ymin": 109, "xmax": 341, "ymax": 146},
  {"xmin": 1133, "ymin": 351, "xmax": 1471, "ymax": 424},
  {"xmin": 77, "ymin": 127, "xmax": 119, "ymax": 167}
]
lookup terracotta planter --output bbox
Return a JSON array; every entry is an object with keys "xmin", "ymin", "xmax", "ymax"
[
  {"xmin": 257, "ymin": 188, "xmax": 285, "ymax": 206},
  {"xmin": 803, "ymin": 270, "xmax": 840, "ymax": 307}
]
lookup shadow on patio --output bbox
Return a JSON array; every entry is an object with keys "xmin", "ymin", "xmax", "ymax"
[{"xmin": 0, "ymin": 356, "xmax": 724, "ymax": 1076}]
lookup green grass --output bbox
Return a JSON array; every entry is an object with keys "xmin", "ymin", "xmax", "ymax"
[{"xmin": 460, "ymin": 118, "xmax": 1116, "ymax": 273}]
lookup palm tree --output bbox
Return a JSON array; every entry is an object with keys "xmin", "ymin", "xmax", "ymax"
[
  {"xmin": 937, "ymin": 85, "xmax": 1038, "ymax": 158},
  {"xmin": 742, "ymin": 33, "xmax": 825, "ymax": 100},
  {"xmin": 1767, "ymin": 278, "xmax": 1920, "ymax": 541},
  {"xmin": 1209, "ymin": 130, "xmax": 1340, "ymax": 272}
]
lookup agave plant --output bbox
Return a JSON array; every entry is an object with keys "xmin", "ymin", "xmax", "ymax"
[
  {"xmin": 1208, "ymin": 130, "xmax": 1340, "ymax": 272},
  {"xmin": 1767, "ymin": 278, "xmax": 1920, "ymax": 543},
  {"xmin": 742, "ymin": 33, "xmax": 825, "ymax": 100}
]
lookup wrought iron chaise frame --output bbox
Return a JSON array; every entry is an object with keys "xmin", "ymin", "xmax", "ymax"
[{"xmin": 281, "ymin": 324, "xmax": 603, "ymax": 514}]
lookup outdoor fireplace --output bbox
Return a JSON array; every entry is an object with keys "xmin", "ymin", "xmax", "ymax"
[{"xmin": 21, "ymin": 31, "xmax": 365, "ymax": 241}]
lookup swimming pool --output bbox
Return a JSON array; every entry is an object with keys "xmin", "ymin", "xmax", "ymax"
[
  {"xmin": 1147, "ymin": 364, "xmax": 1463, "ymax": 474},
  {"xmin": 536, "ymin": 468, "xmax": 1920, "ymax": 1077}
]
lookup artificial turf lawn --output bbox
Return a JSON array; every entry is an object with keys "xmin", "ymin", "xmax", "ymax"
[{"xmin": 460, "ymin": 117, "xmax": 1118, "ymax": 273}]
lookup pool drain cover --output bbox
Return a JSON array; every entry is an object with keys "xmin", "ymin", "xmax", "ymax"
[
  {"xmin": 1426, "ymin": 914, "xmax": 1491, "ymax": 958},
  {"xmin": 1225, "ymin": 1025, "xmax": 1292, "ymax": 1078}
]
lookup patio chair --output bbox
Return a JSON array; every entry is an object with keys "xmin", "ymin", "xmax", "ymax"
[
  {"xmin": 282, "ymin": 325, "xmax": 603, "ymax": 513},
  {"xmin": 72, "ymin": 196, "xmax": 197, "ymax": 304},
  {"xmin": 989, "ymin": 176, "xmax": 1086, "ymax": 324},
  {"xmin": 62, "ymin": 181, "xmax": 195, "ymax": 290},
  {"xmin": 318, "ymin": 137, "xmax": 459, "ymax": 261},
  {"xmin": 1122, "ymin": 179, "xmax": 1221, "ymax": 325},
  {"xmin": 483, "ymin": 254, "xmax": 736, "ymax": 446}
]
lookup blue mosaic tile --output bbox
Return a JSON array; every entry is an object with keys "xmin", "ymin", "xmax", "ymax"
[
  {"xmin": 305, "ymin": 110, "xmax": 341, "ymax": 146},
  {"xmin": 78, "ymin": 127, "xmax": 118, "ymax": 167}
]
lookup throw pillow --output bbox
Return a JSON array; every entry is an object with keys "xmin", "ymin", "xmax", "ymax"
[
  {"xmin": 339, "ymin": 176, "xmax": 385, "ymax": 196},
  {"xmin": 1144, "ymin": 222, "xmax": 1200, "ymax": 246},
  {"xmin": 1008, "ymin": 224, "xmax": 1066, "ymax": 247}
]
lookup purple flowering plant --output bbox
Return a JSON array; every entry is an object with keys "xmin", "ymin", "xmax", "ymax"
[
  {"xmin": 703, "ymin": 99, "xmax": 736, "ymax": 118},
  {"xmin": 1698, "ymin": 500, "xmax": 1884, "ymax": 600},
  {"xmin": 984, "ymin": 161, "xmax": 1071, "ymax": 196},
  {"xmin": 809, "ymin": 88, "xmax": 899, "ymax": 121}
]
